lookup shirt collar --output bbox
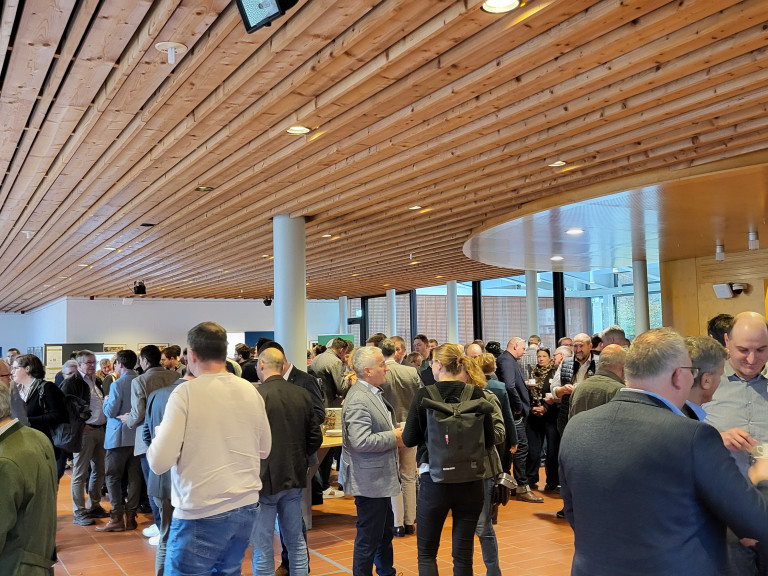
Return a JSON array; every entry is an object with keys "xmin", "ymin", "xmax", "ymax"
[
  {"xmin": 684, "ymin": 400, "xmax": 707, "ymax": 421},
  {"xmin": 724, "ymin": 360, "xmax": 768, "ymax": 384},
  {"xmin": 621, "ymin": 388, "xmax": 685, "ymax": 417},
  {"xmin": 282, "ymin": 363, "xmax": 294, "ymax": 379}
]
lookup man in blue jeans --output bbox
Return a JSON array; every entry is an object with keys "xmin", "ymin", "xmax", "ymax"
[
  {"xmin": 147, "ymin": 322, "xmax": 272, "ymax": 575},
  {"xmin": 250, "ymin": 347, "xmax": 323, "ymax": 576}
]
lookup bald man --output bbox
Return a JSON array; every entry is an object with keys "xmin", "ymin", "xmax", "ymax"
[
  {"xmin": 704, "ymin": 311, "xmax": 768, "ymax": 575},
  {"xmin": 568, "ymin": 344, "xmax": 626, "ymax": 418}
]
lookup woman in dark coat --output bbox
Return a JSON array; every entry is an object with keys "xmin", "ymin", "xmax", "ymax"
[{"xmin": 11, "ymin": 354, "xmax": 68, "ymax": 466}]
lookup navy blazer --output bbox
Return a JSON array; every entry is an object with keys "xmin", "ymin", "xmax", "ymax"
[
  {"xmin": 560, "ymin": 389, "xmax": 768, "ymax": 576},
  {"xmin": 495, "ymin": 350, "xmax": 529, "ymax": 417}
]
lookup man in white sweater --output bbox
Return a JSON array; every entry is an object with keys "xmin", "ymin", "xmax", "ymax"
[{"xmin": 147, "ymin": 321, "xmax": 271, "ymax": 575}]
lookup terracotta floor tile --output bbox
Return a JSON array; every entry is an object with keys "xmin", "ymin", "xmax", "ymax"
[{"xmin": 53, "ymin": 468, "xmax": 575, "ymax": 576}]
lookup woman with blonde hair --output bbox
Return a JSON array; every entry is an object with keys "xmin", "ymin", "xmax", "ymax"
[{"xmin": 402, "ymin": 344, "xmax": 495, "ymax": 576}]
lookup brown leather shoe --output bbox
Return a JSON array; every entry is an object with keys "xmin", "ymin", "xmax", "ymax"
[
  {"xmin": 124, "ymin": 511, "xmax": 138, "ymax": 530},
  {"xmin": 96, "ymin": 511, "xmax": 125, "ymax": 532},
  {"xmin": 516, "ymin": 488, "xmax": 544, "ymax": 503}
]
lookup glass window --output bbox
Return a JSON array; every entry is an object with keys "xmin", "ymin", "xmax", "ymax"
[{"xmin": 415, "ymin": 283, "xmax": 473, "ymax": 348}]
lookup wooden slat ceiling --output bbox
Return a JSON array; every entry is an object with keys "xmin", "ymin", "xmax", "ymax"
[{"xmin": 1, "ymin": 0, "xmax": 768, "ymax": 312}]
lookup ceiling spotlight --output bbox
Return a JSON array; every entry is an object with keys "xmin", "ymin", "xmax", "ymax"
[
  {"xmin": 550, "ymin": 255, "xmax": 564, "ymax": 261},
  {"xmin": 749, "ymin": 231, "xmax": 759, "ymax": 250},
  {"xmin": 715, "ymin": 244, "xmax": 725, "ymax": 262},
  {"xmin": 286, "ymin": 126, "xmax": 310, "ymax": 135},
  {"xmin": 235, "ymin": 0, "xmax": 299, "ymax": 33},
  {"xmin": 133, "ymin": 281, "xmax": 147, "ymax": 295},
  {"xmin": 481, "ymin": 0, "xmax": 521, "ymax": 13},
  {"xmin": 566, "ymin": 228, "xmax": 584, "ymax": 235}
]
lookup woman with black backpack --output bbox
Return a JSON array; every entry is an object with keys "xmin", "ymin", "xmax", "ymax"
[
  {"xmin": 11, "ymin": 354, "xmax": 68, "ymax": 474},
  {"xmin": 402, "ymin": 343, "xmax": 496, "ymax": 576}
]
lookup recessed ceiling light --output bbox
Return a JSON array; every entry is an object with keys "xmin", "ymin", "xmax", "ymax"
[
  {"xmin": 419, "ymin": 208, "xmax": 432, "ymax": 214},
  {"xmin": 548, "ymin": 160, "xmax": 567, "ymax": 167},
  {"xmin": 481, "ymin": 0, "xmax": 521, "ymax": 13},
  {"xmin": 286, "ymin": 126, "xmax": 310, "ymax": 135},
  {"xmin": 435, "ymin": 275, "xmax": 444, "ymax": 279},
  {"xmin": 78, "ymin": 263, "xmax": 88, "ymax": 267},
  {"xmin": 195, "ymin": 186, "xmax": 214, "ymax": 192},
  {"xmin": 409, "ymin": 205, "xmax": 422, "ymax": 210},
  {"xmin": 104, "ymin": 247, "xmax": 117, "ymax": 251},
  {"xmin": 58, "ymin": 276, "xmax": 69, "ymax": 279},
  {"xmin": 383, "ymin": 283, "xmax": 390, "ymax": 287},
  {"xmin": 351, "ymin": 273, "xmax": 359, "ymax": 277},
  {"xmin": 331, "ymin": 236, "xmax": 341, "ymax": 240},
  {"xmin": 262, "ymin": 254, "xmax": 270, "ymax": 258},
  {"xmin": 409, "ymin": 261, "xmax": 420, "ymax": 265},
  {"xmin": 550, "ymin": 255, "xmax": 564, "ymax": 261},
  {"xmin": 566, "ymin": 228, "xmax": 584, "ymax": 235},
  {"xmin": 321, "ymin": 234, "xmax": 332, "ymax": 238}
]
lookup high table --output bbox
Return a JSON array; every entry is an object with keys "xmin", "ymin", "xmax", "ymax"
[{"xmin": 302, "ymin": 433, "xmax": 342, "ymax": 529}]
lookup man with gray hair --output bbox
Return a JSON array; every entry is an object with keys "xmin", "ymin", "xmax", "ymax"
[
  {"xmin": 560, "ymin": 327, "xmax": 768, "ymax": 576},
  {"xmin": 683, "ymin": 336, "xmax": 727, "ymax": 419},
  {"xmin": 341, "ymin": 346, "xmax": 403, "ymax": 576},
  {"xmin": 0, "ymin": 383, "xmax": 58, "ymax": 574},
  {"xmin": 569, "ymin": 344, "xmax": 626, "ymax": 418}
]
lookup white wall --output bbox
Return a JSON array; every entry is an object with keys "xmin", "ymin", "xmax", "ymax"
[
  {"xmin": 0, "ymin": 297, "xmax": 340, "ymax": 354},
  {"xmin": 0, "ymin": 298, "xmax": 67, "ymax": 356}
]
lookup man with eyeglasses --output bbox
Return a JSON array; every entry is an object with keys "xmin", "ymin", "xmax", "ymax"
[
  {"xmin": 703, "ymin": 311, "xmax": 768, "ymax": 575},
  {"xmin": 0, "ymin": 359, "xmax": 11, "ymax": 388},
  {"xmin": 70, "ymin": 349, "xmax": 108, "ymax": 525},
  {"xmin": 560, "ymin": 327, "xmax": 768, "ymax": 576}
]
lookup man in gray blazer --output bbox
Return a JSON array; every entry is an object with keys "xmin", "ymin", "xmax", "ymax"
[
  {"xmin": 560, "ymin": 328, "xmax": 768, "ymax": 576},
  {"xmin": 379, "ymin": 338, "xmax": 420, "ymax": 537},
  {"xmin": 99, "ymin": 349, "xmax": 141, "ymax": 532},
  {"xmin": 342, "ymin": 346, "xmax": 403, "ymax": 576}
]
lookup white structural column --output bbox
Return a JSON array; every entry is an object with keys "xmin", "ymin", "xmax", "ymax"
[
  {"xmin": 338, "ymin": 295, "xmax": 348, "ymax": 334},
  {"xmin": 633, "ymin": 259, "xmax": 650, "ymax": 335},
  {"xmin": 525, "ymin": 270, "xmax": 539, "ymax": 337},
  {"xmin": 386, "ymin": 289, "xmax": 396, "ymax": 337},
  {"xmin": 273, "ymin": 214, "xmax": 307, "ymax": 367},
  {"xmin": 446, "ymin": 280, "xmax": 459, "ymax": 344}
]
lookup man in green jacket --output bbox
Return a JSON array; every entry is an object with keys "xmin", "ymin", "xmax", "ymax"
[{"xmin": 0, "ymin": 382, "xmax": 58, "ymax": 575}]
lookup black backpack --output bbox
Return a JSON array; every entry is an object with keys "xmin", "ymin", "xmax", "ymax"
[
  {"xmin": 421, "ymin": 383, "xmax": 494, "ymax": 483},
  {"xmin": 52, "ymin": 393, "xmax": 91, "ymax": 453}
]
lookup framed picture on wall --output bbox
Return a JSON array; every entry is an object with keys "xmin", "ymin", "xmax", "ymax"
[
  {"xmin": 138, "ymin": 343, "xmax": 169, "ymax": 351},
  {"xmin": 104, "ymin": 344, "xmax": 126, "ymax": 353}
]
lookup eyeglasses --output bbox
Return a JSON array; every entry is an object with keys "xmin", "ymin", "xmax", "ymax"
[{"xmin": 677, "ymin": 366, "xmax": 700, "ymax": 378}]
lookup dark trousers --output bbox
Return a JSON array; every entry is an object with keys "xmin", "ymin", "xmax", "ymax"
[
  {"xmin": 105, "ymin": 446, "xmax": 141, "ymax": 512},
  {"xmin": 416, "ymin": 473, "xmax": 484, "ymax": 576},
  {"xmin": 353, "ymin": 496, "xmax": 396, "ymax": 576},
  {"xmin": 526, "ymin": 415, "xmax": 559, "ymax": 488},
  {"xmin": 317, "ymin": 447, "xmax": 340, "ymax": 491},
  {"xmin": 140, "ymin": 455, "xmax": 161, "ymax": 527},
  {"xmin": 511, "ymin": 416, "xmax": 529, "ymax": 486}
]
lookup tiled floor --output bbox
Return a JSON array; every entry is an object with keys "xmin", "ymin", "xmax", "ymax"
[{"xmin": 54, "ymin": 472, "xmax": 574, "ymax": 575}]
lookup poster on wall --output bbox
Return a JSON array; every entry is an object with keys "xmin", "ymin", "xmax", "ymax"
[
  {"xmin": 104, "ymin": 344, "xmax": 126, "ymax": 353},
  {"xmin": 46, "ymin": 345, "xmax": 63, "ymax": 368}
]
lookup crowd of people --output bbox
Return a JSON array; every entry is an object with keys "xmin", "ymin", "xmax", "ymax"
[{"xmin": 4, "ymin": 312, "xmax": 768, "ymax": 575}]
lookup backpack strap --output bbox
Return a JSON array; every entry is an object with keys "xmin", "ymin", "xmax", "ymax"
[
  {"xmin": 459, "ymin": 383, "xmax": 474, "ymax": 403},
  {"xmin": 425, "ymin": 384, "xmax": 443, "ymax": 402}
]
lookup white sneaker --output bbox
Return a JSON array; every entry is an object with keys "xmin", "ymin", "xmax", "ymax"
[
  {"xmin": 148, "ymin": 534, "xmax": 160, "ymax": 546},
  {"xmin": 143, "ymin": 524, "xmax": 160, "ymax": 538}
]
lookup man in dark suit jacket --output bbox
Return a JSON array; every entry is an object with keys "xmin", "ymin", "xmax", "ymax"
[
  {"xmin": 495, "ymin": 337, "xmax": 541, "ymax": 503},
  {"xmin": 258, "ymin": 340, "xmax": 325, "ymax": 575},
  {"xmin": 560, "ymin": 328, "xmax": 768, "ymax": 576},
  {"xmin": 250, "ymin": 348, "xmax": 323, "ymax": 576}
]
